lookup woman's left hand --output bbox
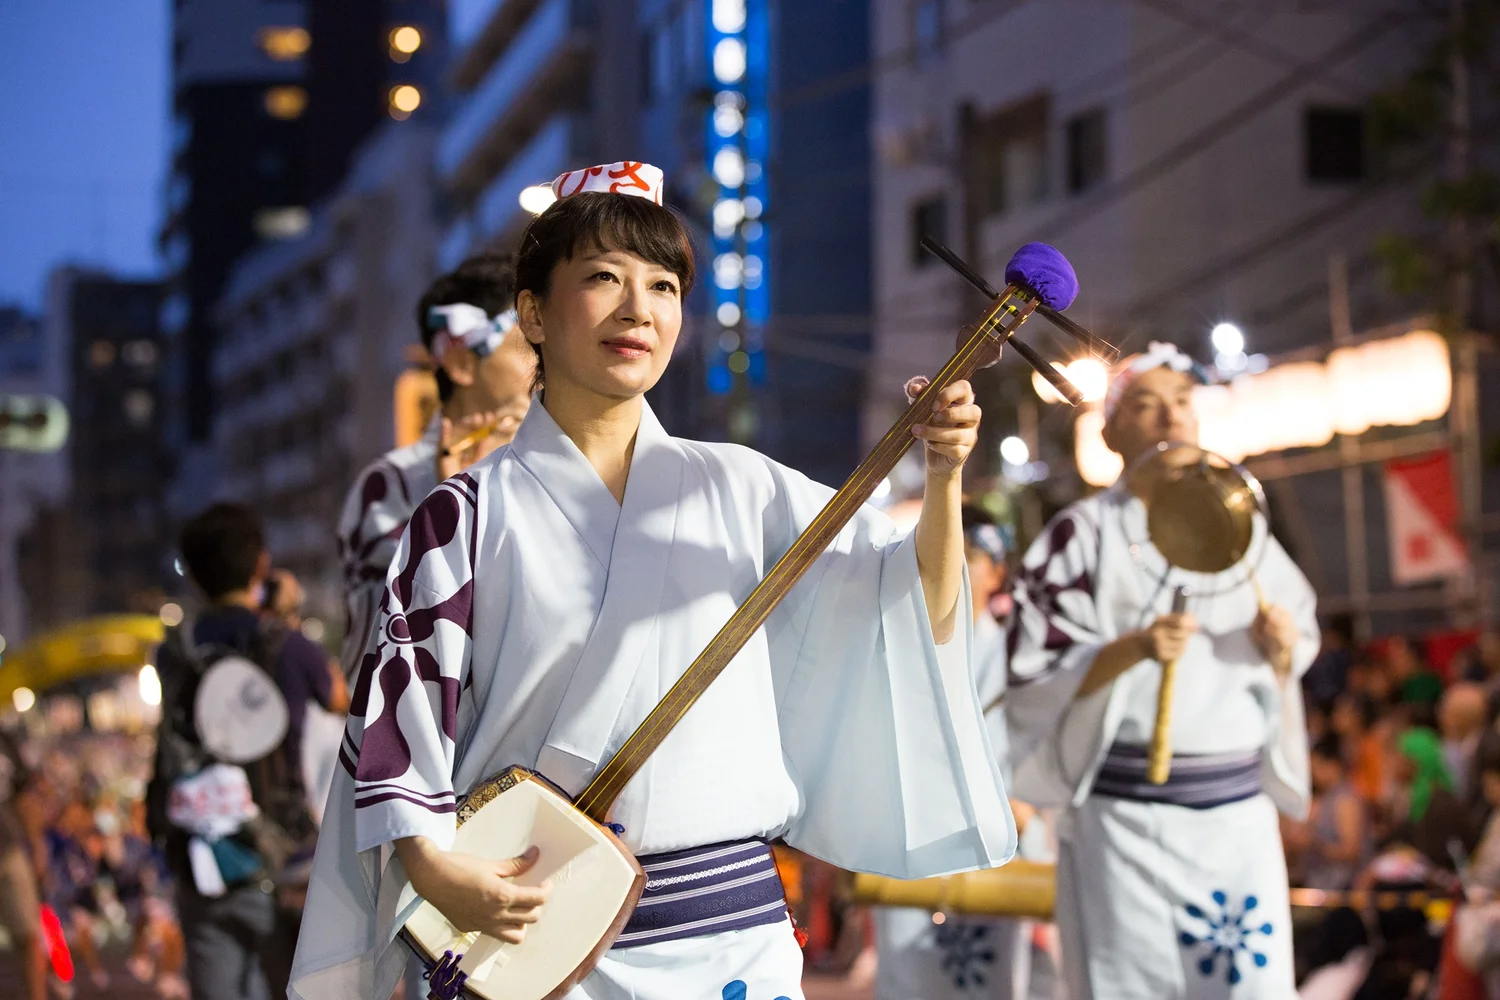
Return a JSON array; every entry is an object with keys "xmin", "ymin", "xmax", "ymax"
[
  {"xmin": 907, "ymin": 378, "xmax": 981, "ymax": 478},
  {"xmin": 1251, "ymin": 603, "xmax": 1299, "ymax": 682}
]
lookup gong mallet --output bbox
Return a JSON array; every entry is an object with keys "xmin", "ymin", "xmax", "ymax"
[
  {"xmin": 1146, "ymin": 585, "xmax": 1192, "ymax": 785},
  {"xmin": 920, "ymin": 236, "xmax": 1122, "ymax": 366}
]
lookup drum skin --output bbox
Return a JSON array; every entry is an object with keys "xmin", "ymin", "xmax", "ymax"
[{"xmin": 402, "ymin": 768, "xmax": 646, "ymax": 1000}]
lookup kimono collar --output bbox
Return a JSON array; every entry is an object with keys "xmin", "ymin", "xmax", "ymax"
[
  {"xmin": 513, "ymin": 399, "xmax": 688, "ymax": 796},
  {"xmin": 509, "ymin": 398, "xmax": 673, "ymax": 569}
]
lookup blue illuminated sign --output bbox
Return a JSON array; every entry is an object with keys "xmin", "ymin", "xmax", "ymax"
[{"xmin": 704, "ymin": 0, "xmax": 768, "ymax": 395}]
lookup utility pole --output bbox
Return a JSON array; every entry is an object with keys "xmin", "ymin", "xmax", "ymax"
[
  {"xmin": 1329, "ymin": 252, "xmax": 1370, "ymax": 641},
  {"xmin": 1447, "ymin": 0, "xmax": 1490, "ymax": 630}
]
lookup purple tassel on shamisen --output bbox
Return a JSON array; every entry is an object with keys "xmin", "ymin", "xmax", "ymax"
[{"xmin": 424, "ymin": 950, "xmax": 469, "ymax": 1000}]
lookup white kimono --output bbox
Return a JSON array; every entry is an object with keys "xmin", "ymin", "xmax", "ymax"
[
  {"xmin": 1005, "ymin": 488, "xmax": 1318, "ymax": 1000},
  {"xmin": 292, "ymin": 401, "xmax": 1015, "ymax": 1000},
  {"xmin": 874, "ymin": 613, "xmax": 1032, "ymax": 1000},
  {"xmin": 336, "ymin": 420, "xmax": 440, "ymax": 675}
]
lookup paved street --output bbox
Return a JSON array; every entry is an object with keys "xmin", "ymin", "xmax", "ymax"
[{"xmin": 0, "ymin": 945, "xmax": 876, "ymax": 1000}]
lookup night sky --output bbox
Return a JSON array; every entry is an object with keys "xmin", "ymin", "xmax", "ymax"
[{"xmin": 0, "ymin": 0, "xmax": 169, "ymax": 310}]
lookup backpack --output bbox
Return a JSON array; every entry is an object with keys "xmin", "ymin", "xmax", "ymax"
[{"xmin": 145, "ymin": 617, "xmax": 317, "ymax": 883}]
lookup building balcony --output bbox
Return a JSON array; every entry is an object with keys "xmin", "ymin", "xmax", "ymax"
[
  {"xmin": 449, "ymin": 0, "xmax": 547, "ymax": 91},
  {"xmin": 437, "ymin": 0, "xmax": 592, "ymax": 197},
  {"xmin": 440, "ymin": 114, "xmax": 588, "ymax": 268}
]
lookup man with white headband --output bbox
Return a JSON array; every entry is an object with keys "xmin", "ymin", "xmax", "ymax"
[
  {"xmin": 335, "ymin": 253, "xmax": 534, "ymax": 678},
  {"xmin": 1004, "ymin": 341, "xmax": 1317, "ymax": 999}
]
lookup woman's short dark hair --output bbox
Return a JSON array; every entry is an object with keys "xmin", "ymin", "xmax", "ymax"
[
  {"xmin": 515, "ymin": 192, "xmax": 696, "ymax": 390},
  {"xmin": 416, "ymin": 253, "xmax": 518, "ymax": 403}
]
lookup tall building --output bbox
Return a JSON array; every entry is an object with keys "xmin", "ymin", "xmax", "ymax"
[
  {"xmin": 869, "ymin": 1, "xmax": 1496, "ymax": 633},
  {"xmin": 162, "ymin": 0, "xmax": 309, "ymax": 452},
  {"xmin": 213, "ymin": 124, "xmax": 446, "ymax": 632},
  {"xmin": 434, "ymin": 0, "xmax": 602, "ymax": 270},
  {"xmin": 162, "ymin": 0, "xmax": 447, "ymax": 469},
  {"xmin": 19, "ymin": 271, "xmax": 168, "ymax": 631},
  {"xmin": 437, "ymin": 0, "xmax": 874, "ymax": 484},
  {"xmin": 0, "ymin": 307, "xmax": 68, "ymax": 643}
]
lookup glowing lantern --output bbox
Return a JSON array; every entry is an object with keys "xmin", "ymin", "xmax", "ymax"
[
  {"xmin": 1075, "ymin": 409, "xmax": 1123, "ymax": 487},
  {"xmin": 1193, "ymin": 383, "xmax": 1244, "ymax": 463}
]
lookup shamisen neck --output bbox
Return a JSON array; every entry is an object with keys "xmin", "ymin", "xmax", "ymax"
[{"xmin": 541, "ymin": 384, "xmax": 644, "ymax": 505}]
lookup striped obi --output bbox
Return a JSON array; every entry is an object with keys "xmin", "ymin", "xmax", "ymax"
[
  {"xmin": 613, "ymin": 838, "xmax": 788, "ymax": 949},
  {"xmin": 1092, "ymin": 743, "xmax": 1263, "ymax": 810}
]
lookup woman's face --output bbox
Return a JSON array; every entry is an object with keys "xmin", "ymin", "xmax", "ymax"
[{"xmin": 519, "ymin": 244, "xmax": 683, "ymax": 404}]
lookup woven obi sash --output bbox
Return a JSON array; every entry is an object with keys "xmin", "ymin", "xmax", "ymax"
[
  {"xmin": 612, "ymin": 838, "xmax": 788, "ymax": 949},
  {"xmin": 1092, "ymin": 744, "xmax": 1263, "ymax": 810}
]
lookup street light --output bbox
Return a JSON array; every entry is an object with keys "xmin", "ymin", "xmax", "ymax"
[
  {"xmin": 138, "ymin": 665, "xmax": 161, "ymax": 707},
  {"xmin": 1211, "ymin": 322, "xmax": 1245, "ymax": 356},
  {"xmin": 518, "ymin": 184, "xmax": 557, "ymax": 215},
  {"xmin": 1031, "ymin": 358, "xmax": 1109, "ymax": 405},
  {"xmin": 1000, "ymin": 436, "xmax": 1030, "ymax": 466},
  {"xmin": 1212, "ymin": 322, "xmax": 1248, "ymax": 372}
]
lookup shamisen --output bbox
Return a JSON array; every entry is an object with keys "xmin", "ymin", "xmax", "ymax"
[{"xmin": 290, "ymin": 161, "xmax": 1015, "ymax": 1000}]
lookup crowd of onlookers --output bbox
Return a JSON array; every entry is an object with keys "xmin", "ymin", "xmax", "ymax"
[
  {"xmin": 1, "ymin": 729, "xmax": 186, "ymax": 999},
  {"xmin": 1288, "ymin": 624, "xmax": 1500, "ymax": 998},
  {"xmin": 8, "ymin": 553, "xmax": 1500, "ymax": 1000}
]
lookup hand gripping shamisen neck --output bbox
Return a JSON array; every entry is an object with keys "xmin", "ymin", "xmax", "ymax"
[{"xmin": 290, "ymin": 161, "xmax": 1099, "ymax": 1000}]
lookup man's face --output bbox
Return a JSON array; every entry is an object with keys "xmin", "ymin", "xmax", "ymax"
[
  {"xmin": 471, "ymin": 328, "xmax": 536, "ymax": 417},
  {"xmin": 1102, "ymin": 366, "xmax": 1199, "ymax": 467}
]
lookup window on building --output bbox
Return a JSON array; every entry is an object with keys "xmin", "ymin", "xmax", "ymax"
[
  {"xmin": 1305, "ymin": 107, "xmax": 1365, "ymax": 182},
  {"xmin": 912, "ymin": 0, "xmax": 944, "ymax": 62},
  {"xmin": 264, "ymin": 85, "xmax": 308, "ymax": 121},
  {"xmin": 912, "ymin": 197, "xmax": 947, "ymax": 267},
  {"xmin": 1065, "ymin": 108, "xmax": 1107, "ymax": 194},
  {"xmin": 257, "ymin": 26, "xmax": 310, "ymax": 62},
  {"xmin": 964, "ymin": 95, "xmax": 1049, "ymax": 220}
]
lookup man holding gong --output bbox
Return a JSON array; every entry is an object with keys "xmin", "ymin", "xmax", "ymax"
[{"xmin": 1005, "ymin": 342, "xmax": 1316, "ymax": 998}]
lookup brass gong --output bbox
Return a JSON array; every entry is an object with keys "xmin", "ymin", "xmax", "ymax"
[{"xmin": 1125, "ymin": 441, "xmax": 1266, "ymax": 575}]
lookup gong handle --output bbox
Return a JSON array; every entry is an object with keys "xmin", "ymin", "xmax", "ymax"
[
  {"xmin": 1146, "ymin": 586, "xmax": 1191, "ymax": 786},
  {"xmin": 1146, "ymin": 659, "xmax": 1178, "ymax": 785}
]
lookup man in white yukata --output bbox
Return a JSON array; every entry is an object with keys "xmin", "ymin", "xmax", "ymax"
[
  {"xmin": 874, "ymin": 508, "xmax": 1040, "ymax": 1000},
  {"xmin": 291, "ymin": 162, "xmax": 1015, "ymax": 1000},
  {"xmin": 336, "ymin": 254, "xmax": 535, "ymax": 676},
  {"xmin": 1005, "ymin": 343, "xmax": 1318, "ymax": 999}
]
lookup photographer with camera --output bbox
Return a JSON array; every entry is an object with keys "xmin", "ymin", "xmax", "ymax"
[{"xmin": 146, "ymin": 503, "xmax": 347, "ymax": 1000}]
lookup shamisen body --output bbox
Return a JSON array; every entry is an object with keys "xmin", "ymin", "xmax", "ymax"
[{"xmin": 290, "ymin": 162, "xmax": 1015, "ymax": 1000}]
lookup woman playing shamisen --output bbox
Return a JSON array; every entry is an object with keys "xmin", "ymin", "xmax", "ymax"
[{"xmin": 290, "ymin": 162, "xmax": 1014, "ymax": 1000}]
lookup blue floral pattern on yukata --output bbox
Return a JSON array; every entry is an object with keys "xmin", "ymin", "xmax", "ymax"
[
  {"xmin": 934, "ymin": 919, "xmax": 997, "ymax": 989},
  {"xmin": 1179, "ymin": 891, "xmax": 1273, "ymax": 986},
  {"xmin": 720, "ymin": 980, "xmax": 791, "ymax": 1000}
]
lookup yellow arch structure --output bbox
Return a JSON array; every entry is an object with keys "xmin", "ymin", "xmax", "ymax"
[{"xmin": 0, "ymin": 615, "xmax": 164, "ymax": 702}]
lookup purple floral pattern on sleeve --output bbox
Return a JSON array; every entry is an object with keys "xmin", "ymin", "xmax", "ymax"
[
  {"xmin": 1006, "ymin": 508, "xmax": 1103, "ymax": 688},
  {"xmin": 346, "ymin": 479, "xmax": 480, "ymax": 834}
]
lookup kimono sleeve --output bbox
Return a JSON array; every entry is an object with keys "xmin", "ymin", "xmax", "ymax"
[
  {"xmin": 1003, "ymin": 507, "xmax": 1111, "ymax": 805},
  {"xmin": 1261, "ymin": 541, "xmax": 1321, "ymax": 819},
  {"xmin": 346, "ymin": 474, "xmax": 479, "ymax": 854},
  {"xmin": 760, "ymin": 460, "xmax": 1015, "ymax": 880},
  {"xmin": 337, "ymin": 460, "xmax": 411, "ymax": 678},
  {"xmin": 291, "ymin": 474, "xmax": 480, "ymax": 1000}
]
